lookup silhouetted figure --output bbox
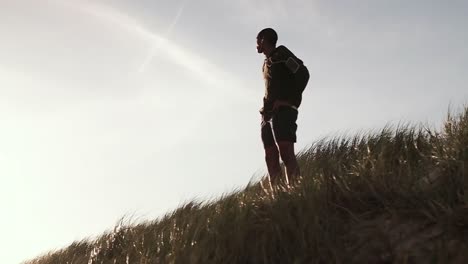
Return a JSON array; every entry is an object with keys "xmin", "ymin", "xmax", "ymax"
[{"xmin": 257, "ymin": 28, "xmax": 310, "ymax": 186}]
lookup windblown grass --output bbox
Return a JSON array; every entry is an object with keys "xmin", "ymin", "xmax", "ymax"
[{"xmin": 25, "ymin": 107, "xmax": 468, "ymax": 264}]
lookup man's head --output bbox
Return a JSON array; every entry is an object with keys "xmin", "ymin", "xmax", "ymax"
[{"xmin": 257, "ymin": 28, "xmax": 278, "ymax": 55}]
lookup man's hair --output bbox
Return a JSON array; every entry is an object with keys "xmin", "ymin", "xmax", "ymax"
[{"xmin": 257, "ymin": 28, "xmax": 278, "ymax": 46}]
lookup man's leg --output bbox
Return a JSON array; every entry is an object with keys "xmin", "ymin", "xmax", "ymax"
[
  {"xmin": 261, "ymin": 121, "xmax": 282, "ymax": 184},
  {"xmin": 272, "ymin": 107, "xmax": 300, "ymax": 185},
  {"xmin": 277, "ymin": 141, "xmax": 300, "ymax": 184},
  {"xmin": 265, "ymin": 145, "xmax": 282, "ymax": 184}
]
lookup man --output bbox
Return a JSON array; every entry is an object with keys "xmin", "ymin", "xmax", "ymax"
[{"xmin": 257, "ymin": 28, "xmax": 309, "ymax": 186}]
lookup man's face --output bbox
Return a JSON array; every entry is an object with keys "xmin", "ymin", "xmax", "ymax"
[{"xmin": 256, "ymin": 37, "xmax": 264, "ymax": 54}]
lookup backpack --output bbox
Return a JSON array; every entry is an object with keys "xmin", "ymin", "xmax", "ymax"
[{"xmin": 285, "ymin": 56, "xmax": 310, "ymax": 107}]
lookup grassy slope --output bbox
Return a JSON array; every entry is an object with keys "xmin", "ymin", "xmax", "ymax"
[{"xmin": 26, "ymin": 107, "xmax": 468, "ymax": 264}]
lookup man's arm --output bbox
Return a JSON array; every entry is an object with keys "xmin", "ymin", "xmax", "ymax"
[{"xmin": 261, "ymin": 62, "xmax": 289, "ymax": 116}]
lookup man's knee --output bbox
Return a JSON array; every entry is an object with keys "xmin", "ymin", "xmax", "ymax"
[
  {"xmin": 277, "ymin": 141, "xmax": 296, "ymax": 163},
  {"xmin": 264, "ymin": 145, "xmax": 279, "ymax": 159}
]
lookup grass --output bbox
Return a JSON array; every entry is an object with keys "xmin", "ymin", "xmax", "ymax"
[{"xmin": 25, "ymin": 107, "xmax": 468, "ymax": 264}]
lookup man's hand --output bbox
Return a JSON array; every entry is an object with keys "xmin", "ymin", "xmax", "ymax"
[
  {"xmin": 262, "ymin": 114, "xmax": 272, "ymax": 122},
  {"xmin": 260, "ymin": 107, "xmax": 272, "ymax": 122}
]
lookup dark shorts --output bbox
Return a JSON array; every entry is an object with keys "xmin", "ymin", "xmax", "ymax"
[{"xmin": 261, "ymin": 106, "xmax": 298, "ymax": 148}]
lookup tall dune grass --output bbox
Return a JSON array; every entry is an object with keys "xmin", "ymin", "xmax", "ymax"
[{"xmin": 25, "ymin": 107, "xmax": 468, "ymax": 264}]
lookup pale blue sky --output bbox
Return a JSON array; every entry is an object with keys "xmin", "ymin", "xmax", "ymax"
[{"xmin": 1, "ymin": 1, "xmax": 467, "ymax": 263}]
